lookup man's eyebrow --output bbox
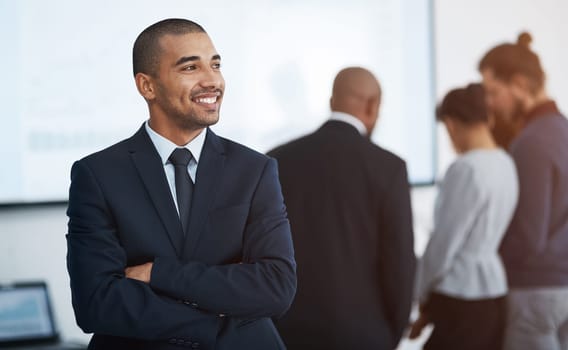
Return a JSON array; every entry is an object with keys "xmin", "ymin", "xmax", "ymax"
[
  {"xmin": 175, "ymin": 56, "xmax": 199, "ymax": 66},
  {"xmin": 175, "ymin": 54, "xmax": 221, "ymax": 66}
]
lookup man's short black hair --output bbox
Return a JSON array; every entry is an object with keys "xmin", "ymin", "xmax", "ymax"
[
  {"xmin": 436, "ymin": 83, "xmax": 488, "ymax": 124},
  {"xmin": 132, "ymin": 18, "xmax": 206, "ymax": 77}
]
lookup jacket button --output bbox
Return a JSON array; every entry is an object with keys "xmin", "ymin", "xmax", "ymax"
[
  {"xmin": 190, "ymin": 302, "xmax": 199, "ymax": 308},
  {"xmin": 192, "ymin": 343, "xmax": 200, "ymax": 349},
  {"xmin": 168, "ymin": 338, "xmax": 177, "ymax": 344},
  {"xmin": 177, "ymin": 339, "xmax": 185, "ymax": 345}
]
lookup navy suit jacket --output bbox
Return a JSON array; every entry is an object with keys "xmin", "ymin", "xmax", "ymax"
[
  {"xmin": 269, "ymin": 121, "xmax": 415, "ymax": 349},
  {"xmin": 66, "ymin": 125, "xmax": 296, "ymax": 350}
]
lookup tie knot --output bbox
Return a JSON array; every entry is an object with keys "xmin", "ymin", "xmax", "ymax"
[{"xmin": 169, "ymin": 148, "xmax": 193, "ymax": 167}]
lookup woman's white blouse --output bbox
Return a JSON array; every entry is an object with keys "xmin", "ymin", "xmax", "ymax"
[{"xmin": 416, "ymin": 148, "xmax": 519, "ymax": 301}]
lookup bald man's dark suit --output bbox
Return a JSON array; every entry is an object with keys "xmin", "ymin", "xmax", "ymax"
[
  {"xmin": 268, "ymin": 120, "xmax": 415, "ymax": 350},
  {"xmin": 66, "ymin": 125, "xmax": 296, "ymax": 350}
]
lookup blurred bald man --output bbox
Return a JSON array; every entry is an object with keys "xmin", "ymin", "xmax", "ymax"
[{"xmin": 268, "ymin": 67, "xmax": 415, "ymax": 350}]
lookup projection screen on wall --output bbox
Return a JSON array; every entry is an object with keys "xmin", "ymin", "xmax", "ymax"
[{"xmin": 0, "ymin": 0, "xmax": 435, "ymax": 204}]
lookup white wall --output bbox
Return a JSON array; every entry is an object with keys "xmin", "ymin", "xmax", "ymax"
[
  {"xmin": 1, "ymin": 0, "xmax": 567, "ymax": 348},
  {"xmin": 433, "ymin": 0, "xmax": 568, "ymax": 175}
]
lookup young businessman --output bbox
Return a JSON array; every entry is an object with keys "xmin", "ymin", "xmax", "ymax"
[{"xmin": 66, "ymin": 18, "xmax": 296, "ymax": 350}]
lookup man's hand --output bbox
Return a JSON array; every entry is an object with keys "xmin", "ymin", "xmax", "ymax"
[
  {"xmin": 408, "ymin": 310, "xmax": 430, "ymax": 340},
  {"xmin": 125, "ymin": 262, "xmax": 153, "ymax": 283}
]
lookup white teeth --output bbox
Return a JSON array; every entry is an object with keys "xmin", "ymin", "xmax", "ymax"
[{"xmin": 195, "ymin": 97, "xmax": 217, "ymax": 104}]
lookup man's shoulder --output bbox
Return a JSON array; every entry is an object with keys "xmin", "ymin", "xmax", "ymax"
[
  {"xmin": 366, "ymin": 142, "xmax": 405, "ymax": 165},
  {"xmin": 516, "ymin": 114, "xmax": 567, "ymax": 141},
  {"xmin": 265, "ymin": 132, "xmax": 314, "ymax": 159},
  {"xmin": 267, "ymin": 129, "xmax": 406, "ymax": 168},
  {"xmin": 512, "ymin": 114, "xmax": 568, "ymax": 157},
  {"xmin": 74, "ymin": 125, "xmax": 153, "ymax": 173},
  {"xmin": 213, "ymin": 132, "xmax": 270, "ymax": 165},
  {"xmin": 78, "ymin": 135, "xmax": 133, "ymax": 167}
]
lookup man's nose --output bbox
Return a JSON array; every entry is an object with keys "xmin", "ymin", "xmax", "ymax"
[{"xmin": 200, "ymin": 68, "xmax": 223, "ymax": 90}]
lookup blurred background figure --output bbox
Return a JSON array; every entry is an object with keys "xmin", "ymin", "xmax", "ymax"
[
  {"xmin": 479, "ymin": 33, "xmax": 568, "ymax": 350},
  {"xmin": 269, "ymin": 67, "xmax": 415, "ymax": 350},
  {"xmin": 410, "ymin": 83, "xmax": 518, "ymax": 350}
]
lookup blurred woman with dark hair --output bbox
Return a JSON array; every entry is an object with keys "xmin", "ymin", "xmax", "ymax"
[{"xmin": 409, "ymin": 83, "xmax": 519, "ymax": 350}]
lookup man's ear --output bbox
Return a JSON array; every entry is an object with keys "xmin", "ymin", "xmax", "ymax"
[
  {"xmin": 365, "ymin": 97, "xmax": 380, "ymax": 120},
  {"xmin": 135, "ymin": 73, "xmax": 156, "ymax": 100},
  {"xmin": 509, "ymin": 73, "xmax": 531, "ymax": 98}
]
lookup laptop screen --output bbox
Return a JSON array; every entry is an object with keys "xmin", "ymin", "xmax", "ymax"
[{"xmin": 0, "ymin": 282, "xmax": 57, "ymax": 343}]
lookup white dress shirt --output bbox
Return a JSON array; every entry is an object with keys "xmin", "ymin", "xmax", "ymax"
[
  {"xmin": 329, "ymin": 111, "xmax": 367, "ymax": 135},
  {"xmin": 415, "ymin": 148, "xmax": 519, "ymax": 301},
  {"xmin": 145, "ymin": 121, "xmax": 206, "ymax": 214}
]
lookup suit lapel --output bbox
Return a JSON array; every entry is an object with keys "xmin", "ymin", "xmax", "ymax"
[
  {"xmin": 182, "ymin": 128, "xmax": 226, "ymax": 257},
  {"xmin": 128, "ymin": 125, "xmax": 185, "ymax": 256}
]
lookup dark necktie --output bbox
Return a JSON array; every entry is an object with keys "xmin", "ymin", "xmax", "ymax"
[{"xmin": 168, "ymin": 148, "xmax": 194, "ymax": 235}]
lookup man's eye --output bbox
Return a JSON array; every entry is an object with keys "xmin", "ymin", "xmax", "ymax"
[
  {"xmin": 183, "ymin": 65, "xmax": 197, "ymax": 71},
  {"xmin": 212, "ymin": 63, "xmax": 221, "ymax": 69}
]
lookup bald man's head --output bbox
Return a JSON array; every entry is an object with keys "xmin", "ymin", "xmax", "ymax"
[{"xmin": 330, "ymin": 67, "xmax": 382, "ymax": 135}]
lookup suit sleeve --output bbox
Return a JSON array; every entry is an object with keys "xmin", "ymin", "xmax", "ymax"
[
  {"xmin": 150, "ymin": 158, "xmax": 297, "ymax": 318},
  {"xmin": 378, "ymin": 161, "xmax": 416, "ymax": 343},
  {"xmin": 66, "ymin": 160, "xmax": 220, "ymax": 345}
]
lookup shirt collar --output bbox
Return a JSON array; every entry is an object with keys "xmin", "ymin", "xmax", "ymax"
[
  {"xmin": 329, "ymin": 111, "xmax": 367, "ymax": 135},
  {"xmin": 521, "ymin": 100, "xmax": 560, "ymax": 127},
  {"xmin": 145, "ymin": 120, "xmax": 206, "ymax": 165}
]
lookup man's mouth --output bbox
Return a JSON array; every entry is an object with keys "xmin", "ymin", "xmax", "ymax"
[
  {"xmin": 195, "ymin": 96, "xmax": 217, "ymax": 104},
  {"xmin": 192, "ymin": 92, "xmax": 222, "ymax": 109}
]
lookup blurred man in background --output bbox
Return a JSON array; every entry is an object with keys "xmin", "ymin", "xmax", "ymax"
[
  {"xmin": 269, "ymin": 67, "xmax": 415, "ymax": 350},
  {"xmin": 480, "ymin": 32, "xmax": 568, "ymax": 350}
]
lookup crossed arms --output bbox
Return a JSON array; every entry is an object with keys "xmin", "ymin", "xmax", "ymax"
[{"xmin": 66, "ymin": 157, "xmax": 296, "ymax": 344}]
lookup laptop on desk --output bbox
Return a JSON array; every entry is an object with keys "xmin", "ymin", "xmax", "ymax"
[{"xmin": 0, "ymin": 281, "xmax": 86, "ymax": 350}]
